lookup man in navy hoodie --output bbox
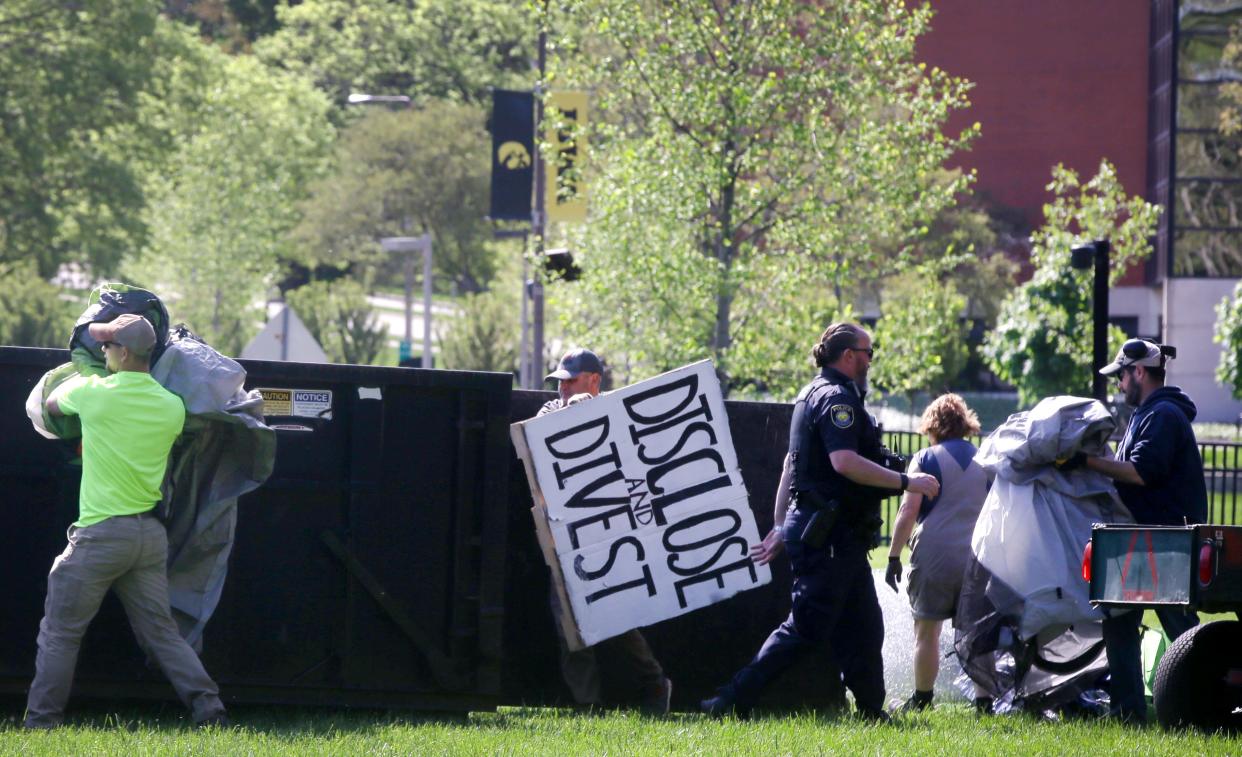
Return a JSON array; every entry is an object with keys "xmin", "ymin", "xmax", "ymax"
[{"xmin": 1079, "ymin": 339, "xmax": 1207, "ymax": 724}]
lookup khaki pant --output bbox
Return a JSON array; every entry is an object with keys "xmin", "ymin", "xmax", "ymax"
[{"xmin": 25, "ymin": 513, "xmax": 225, "ymax": 728}]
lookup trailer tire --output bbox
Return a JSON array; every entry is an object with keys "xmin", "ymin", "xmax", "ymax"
[{"xmin": 1153, "ymin": 620, "xmax": 1242, "ymax": 731}]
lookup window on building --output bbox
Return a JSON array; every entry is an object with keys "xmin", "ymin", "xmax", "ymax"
[{"xmin": 1172, "ymin": 3, "xmax": 1242, "ymax": 277}]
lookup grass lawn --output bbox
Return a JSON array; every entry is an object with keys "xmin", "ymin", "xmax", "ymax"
[{"xmin": 1, "ymin": 703, "xmax": 1239, "ymax": 756}]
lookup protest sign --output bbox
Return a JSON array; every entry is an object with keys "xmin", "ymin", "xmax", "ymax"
[{"xmin": 511, "ymin": 360, "xmax": 770, "ymax": 649}]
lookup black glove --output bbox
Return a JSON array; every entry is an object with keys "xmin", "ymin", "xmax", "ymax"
[
  {"xmin": 885, "ymin": 556, "xmax": 902, "ymax": 592},
  {"xmin": 1056, "ymin": 452, "xmax": 1088, "ymax": 471}
]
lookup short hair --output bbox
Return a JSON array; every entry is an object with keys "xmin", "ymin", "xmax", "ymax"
[
  {"xmin": 918, "ymin": 393, "xmax": 981, "ymax": 444},
  {"xmin": 812, "ymin": 322, "xmax": 867, "ymax": 368},
  {"xmin": 1144, "ymin": 365, "xmax": 1166, "ymax": 382}
]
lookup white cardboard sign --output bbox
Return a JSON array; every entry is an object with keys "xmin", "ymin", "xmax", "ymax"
[{"xmin": 511, "ymin": 360, "xmax": 771, "ymax": 649}]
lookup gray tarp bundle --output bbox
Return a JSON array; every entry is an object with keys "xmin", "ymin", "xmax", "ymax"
[
  {"xmin": 151, "ymin": 331, "xmax": 275, "ymax": 648},
  {"xmin": 26, "ymin": 285, "xmax": 274, "ymax": 650},
  {"xmin": 954, "ymin": 396, "xmax": 1133, "ymax": 712}
]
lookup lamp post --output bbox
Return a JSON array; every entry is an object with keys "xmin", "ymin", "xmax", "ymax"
[
  {"xmin": 381, "ymin": 234, "xmax": 434, "ymax": 368},
  {"xmin": 1070, "ymin": 239, "xmax": 1111, "ymax": 401}
]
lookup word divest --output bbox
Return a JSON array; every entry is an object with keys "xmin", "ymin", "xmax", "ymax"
[{"xmin": 511, "ymin": 360, "xmax": 770, "ymax": 649}]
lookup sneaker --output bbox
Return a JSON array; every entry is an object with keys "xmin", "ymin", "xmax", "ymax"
[
  {"xmin": 891, "ymin": 693, "xmax": 933, "ymax": 715},
  {"xmin": 700, "ymin": 691, "xmax": 750, "ymax": 719},
  {"xmin": 974, "ymin": 696, "xmax": 994, "ymax": 715},
  {"xmin": 640, "ymin": 676, "xmax": 673, "ymax": 716}
]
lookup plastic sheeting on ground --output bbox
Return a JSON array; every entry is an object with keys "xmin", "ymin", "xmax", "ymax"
[{"xmin": 954, "ymin": 396, "xmax": 1133, "ymax": 713}]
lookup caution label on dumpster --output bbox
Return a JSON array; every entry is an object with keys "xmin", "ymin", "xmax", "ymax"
[{"xmin": 257, "ymin": 388, "xmax": 333, "ymax": 420}]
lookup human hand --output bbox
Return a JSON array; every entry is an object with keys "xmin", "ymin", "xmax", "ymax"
[
  {"xmin": 884, "ymin": 556, "xmax": 902, "ymax": 592},
  {"xmin": 566, "ymin": 392, "xmax": 594, "ymax": 406},
  {"xmin": 907, "ymin": 473, "xmax": 939, "ymax": 499},
  {"xmin": 1055, "ymin": 452, "xmax": 1088, "ymax": 471},
  {"xmin": 750, "ymin": 526, "xmax": 786, "ymax": 566}
]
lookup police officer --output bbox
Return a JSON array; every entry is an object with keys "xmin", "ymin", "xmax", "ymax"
[
  {"xmin": 1067, "ymin": 339, "xmax": 1206, "ymax": 724},
  {"xmin": 700, "ymin": 323, "xmax": 939, "ymax": 719}
]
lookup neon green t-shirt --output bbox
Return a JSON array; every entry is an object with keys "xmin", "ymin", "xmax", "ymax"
[{"xmin": 56, "ymin": 371, "xmax": 186, "ymax": 527}]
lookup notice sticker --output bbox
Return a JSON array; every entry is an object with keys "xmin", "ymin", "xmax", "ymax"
[{"xmin": 258, "ymin": 388, "xmax": 333, "ymax": 420}]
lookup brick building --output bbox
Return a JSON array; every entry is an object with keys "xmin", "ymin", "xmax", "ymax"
[{"xmin": 918, "ymin": 0, "xmax": 1242, "ymax": 421}]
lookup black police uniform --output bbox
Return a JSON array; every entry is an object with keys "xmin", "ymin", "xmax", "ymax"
[{"xmin": 716, "ymin": 366, "xmax": 887, "ymax": 715}]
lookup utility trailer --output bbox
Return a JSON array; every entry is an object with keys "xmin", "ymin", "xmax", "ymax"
[{"xmin": 1086, "ymin": 524, "xmax": 1242, "ymax": 730}]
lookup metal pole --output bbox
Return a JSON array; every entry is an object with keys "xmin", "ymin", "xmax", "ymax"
[
  {"xmin": 1092, "ymin": 240, "xmax": 1111, "ymax": 402},
  {"xmin": 281, "ymin": 304, "xmax": 289, "ymax": 361},
  {"xmin": 532, "ymin": 14, "xmax": 547, "ymax": 381},
  {"xmin": 404, "ymin": 250, "xmax": 415, "ymax": 352},
  {"xmin": 521, "ymin": 254, "xmax": 531, "ymax": 387},
  {"xmin": 422, "ymin": 235, "xmax": 433, "ymax": 369}
]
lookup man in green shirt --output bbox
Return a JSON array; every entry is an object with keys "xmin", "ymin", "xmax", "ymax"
[{"xmin": 24, "ymin": 314, "xmax": 228, "ymax": 729}]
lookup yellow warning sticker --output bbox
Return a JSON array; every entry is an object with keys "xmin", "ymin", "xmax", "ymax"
[{"xmin": 258, "ymin": 388, "xmax": 292, "ymax": 416}]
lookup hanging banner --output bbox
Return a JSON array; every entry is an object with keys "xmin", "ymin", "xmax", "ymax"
[
  {"xmin": 545, "ymin": 91, "xmax": 588, "ymax": 224},
  {"xmin": 511, "ymin": 360, "xmax": 770, "ymax": 649},
  {"xmin": 490, "ymin": 89, "xmax": 534, "ymax": 221}
]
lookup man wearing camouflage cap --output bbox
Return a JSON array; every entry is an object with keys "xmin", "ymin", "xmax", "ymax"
[
  {"xmin": 24, "ymin": 314, "xmax": 227, "ymax": 729},
  {"xmin": 1064, "ymin": 338, "xmax": 1206, "ymax": 724}
]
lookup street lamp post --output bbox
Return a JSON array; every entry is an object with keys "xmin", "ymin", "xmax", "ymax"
[
  {"xmin": 1071, "ymin": 239, "xmax": 1112, "ymax": 401},
  {"xmin": 381, "ymin": 234, "xmax": 434, "ymax": 369}
]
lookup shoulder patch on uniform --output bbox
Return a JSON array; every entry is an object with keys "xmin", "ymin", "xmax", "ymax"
[{"xmin": 830, "ymin": 403, "xmax": 854, "ymax": 429}]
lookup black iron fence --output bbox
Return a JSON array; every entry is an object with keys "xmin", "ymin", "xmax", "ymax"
[{"xmin": 878, "ymin": 431, "xmax": 1242, "ymax": 545}]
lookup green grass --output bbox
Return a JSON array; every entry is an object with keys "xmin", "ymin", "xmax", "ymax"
[{"xmin": 1, "ymin": 703, "xmax": 1239, "ymax": 756}]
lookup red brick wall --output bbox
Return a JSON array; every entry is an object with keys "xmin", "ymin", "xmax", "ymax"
[{"xmin": 917, "ymin": 1, "xmax": 1151, "ymax": 283}]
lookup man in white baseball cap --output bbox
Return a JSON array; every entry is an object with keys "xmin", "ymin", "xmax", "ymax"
[{"xmin": 1065, "ymin": 338, "xmax": 1206, "ymax": 724}]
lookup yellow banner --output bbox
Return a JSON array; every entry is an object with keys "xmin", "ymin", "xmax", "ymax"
[{"xmin": 545, "ymin": 91, "xmax": 588, "ymax": 224}]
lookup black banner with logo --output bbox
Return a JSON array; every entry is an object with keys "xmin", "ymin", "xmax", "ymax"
[{"xmin": 490, "ymin": 89, "xmax": 534, "ymax": 221}]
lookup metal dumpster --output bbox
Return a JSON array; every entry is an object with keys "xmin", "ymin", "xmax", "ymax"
[{"xmin": 1, "ymin": 347, "xmax": 845, "ymax": 714}]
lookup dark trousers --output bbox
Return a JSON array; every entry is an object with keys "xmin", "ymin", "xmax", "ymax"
[
  {"xmin": 723, "ymin": 507, "xmax": 885, "ymax": 713},
  {"xmin": 1103, "ymin": 607, "xmax": 1198, "ymax": 723},
  {"xmin": 549, "ymin": 586, "xmax": 665, "ymax": 705}
]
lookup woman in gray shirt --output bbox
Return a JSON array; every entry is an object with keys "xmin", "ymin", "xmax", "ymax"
[{"xmin": 885, "ymin": 394, "xmax": 988, "ymax": 714}]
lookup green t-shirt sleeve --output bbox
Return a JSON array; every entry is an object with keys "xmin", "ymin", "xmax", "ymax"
[{"xmin": 53, "ymin": 375, "xmax": 93, "ymax": 416}]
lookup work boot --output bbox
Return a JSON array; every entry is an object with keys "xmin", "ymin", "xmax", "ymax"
[
  {"xmin": 640, "ymin": 676, "xmax": 673, "ymax": 716},
  {"xmin": 700, "ymin": 689, "xmax": 750, "ymax": 719},
  {"xmin": 196, "ymin": 712, "xmax": 231, "ymax": 729}
]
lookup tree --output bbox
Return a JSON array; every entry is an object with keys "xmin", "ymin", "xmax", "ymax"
[
  {"xmin": 437, "ymin": 290, "xmax": 519, "ymax": 374},
  {"xmin": 0, "ymin": 0, "xmax": 161, "ymax": 277},
  {"xmin": 983, "ymin": 161, "xmax": 1161, "ymax": 407},
  {"xmin": 1215, "ymin": 281, "xmax": 1242, "ymax": 400},
  {"xmin": 547, "ymin": 0, "xmax": 976, "ymax": 396},
  {"xmin": 254, "ymin": 0, "xmax": 531, "ymax": 107},
  {"xmin": 122, "ymin": 19, "xmax": 335, "ymax": 355},
  {"xmin": 1218, "ymin": 20, "xmax": 1241, "ymax": 155},
  {"xmin": 292, "ymin": 103, "xmax": 498, "ymax": 294},
  {"xmin": 869, "ymin": 269, "xmax": 968, "ymax": 410},
  {"xmin": 0, "ymin": 261, "xmax": 77, "ymax": 347},
  {"xmin": 286, "ymin": 278, "xmax": 388, "ymax": 365}
]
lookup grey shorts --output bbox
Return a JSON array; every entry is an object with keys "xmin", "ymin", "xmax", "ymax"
[{"xmin": 905, "ymin": 563, "xmax": 961, "ymax": 622}]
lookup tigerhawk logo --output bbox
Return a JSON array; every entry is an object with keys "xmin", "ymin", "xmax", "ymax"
[{"xmin": 497, "ymin": 141, "xmax": 531, "ymax": 169}]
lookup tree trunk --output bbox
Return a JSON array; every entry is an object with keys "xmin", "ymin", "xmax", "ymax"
[{"xmin": 712, "ymin": 169, "xmax": 737, "ymax": 393}]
